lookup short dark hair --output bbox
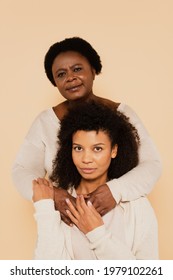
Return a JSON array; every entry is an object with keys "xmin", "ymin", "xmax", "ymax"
[
  {"xmin": 44, "ymin": 37, "xmax": 102, "ymax": 86},
  {"xmin": 50, "ymin": 101, "xmax": 140, "ymax": 189}
]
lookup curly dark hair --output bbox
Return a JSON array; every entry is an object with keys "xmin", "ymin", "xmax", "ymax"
[
  {"xmin": 44, "ymin": 37, "xmax": 102, "ymax": 86},
  {"xmin": 50, "ymin": 101, "xmax": 140, "ymax": 189}
]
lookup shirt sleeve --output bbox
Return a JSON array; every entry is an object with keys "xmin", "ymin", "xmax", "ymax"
[
  {"xmin": 107, "ymin": 104, "xmax": 162, "ymax": 203},
  {"xmin": 33, "ymin": 199, "xmax": 71, "ymax": 260},
  {"xmin": 86, "ymin": 225, "xmax": 136, "ymax": 259},
  {"xmin": 11, "ymin": 114, "xmax": 46, "ymax": 200}
]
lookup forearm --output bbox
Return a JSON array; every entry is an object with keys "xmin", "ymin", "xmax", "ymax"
[
  {"xmin": 86, "ymin": 225, "xmax": 136, "ymax": 260},
  {"xmin": 107, "ymin": 158, "xmax": 162, "ymax": 203},
  {"xmin": 12, "ymin": 165, "xmax": 43, "ymax": 200},
  {"xmin": 34, "ymin": 199, "xmax": 71, "ymax": 260}
]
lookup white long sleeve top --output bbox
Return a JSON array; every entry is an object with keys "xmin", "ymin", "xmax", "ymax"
[
  {"xmin": 33, "ymin": 190, "xmax": 158, "ymax": 260},
  {"xmin": 12, "ymin": 103, "xmax": 162, "ymax": 202}
]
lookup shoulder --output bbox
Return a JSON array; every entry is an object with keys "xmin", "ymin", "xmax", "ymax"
[
  {"xmin": 97, "ymin": 98, "xmax": 139, "ymax": 121},
  {"xmin": 120, "ymin": 197, "xmax": 157, "ymax": 228},
  {"xmin": 97, "ymin": 96, "xmax": 120, "ymax": 110},
  {"xmin": 116, "ymin": 103, "xmax": 145, "ymax": 129},
  {"xmin": 26, "ymin": 108, "xmax": 60, "ymax": 139},
  {"xmin": 130, "ymin": 197, "xmax": 157, "ymax": 227},
  {"xmin": 53, "ymin": 101, "xmax": 69, "ymax": 120},
  {"xmin": 117, "ymin": 103, "xmax": 137, "ymax": 116},
  {"xmin": 33, "ymin": 108, "xmax": 58, "ymax": 122},
  {"xmin": 30, "ymin": 108, "xmax": 59, "ymax": 128}
]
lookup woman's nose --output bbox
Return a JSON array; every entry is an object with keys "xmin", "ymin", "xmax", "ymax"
[
  {"xmin": 66, "ymin": 70, "xmax": 76, "ymax": 81},
  {"xmin": 82, "ymin": 152, "xmax": 93, "ymax": 164}
]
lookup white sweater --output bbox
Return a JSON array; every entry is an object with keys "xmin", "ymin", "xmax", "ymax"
[
  {"xmin": 34, "ymin": 190, "xmax": 158, "ymax": 260},
  {"xmin": 12, "ymin": 103, "xmax": 162, "ymax": 202}
]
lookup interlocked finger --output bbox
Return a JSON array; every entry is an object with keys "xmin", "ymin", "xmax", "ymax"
[
  {"xmin": 76, "ymin": 195, "xmax": 86, "ymax": 215},
  {"xmin": 65, "ymin": 198, "xmax": 80, "ymax": 219}
]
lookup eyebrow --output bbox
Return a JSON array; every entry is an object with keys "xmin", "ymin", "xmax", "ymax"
[
  {"xmin": 55, "ymin": 63, "xmax": 83, "ymax": 74},
  {"xmin": 72, "ymin": 143, "xmax": 105, "ymax": 146}
]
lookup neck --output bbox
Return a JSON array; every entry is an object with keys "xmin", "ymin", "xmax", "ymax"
[
  {"xmin": 76, "ymin": 176, "xmax": 107, "ymax": 195},
  {"xmin": 67, "ymin": 92, "xmax": 99, "ymax": 108},
  {"xmin": 53, "ymin": 94, "xmax": 100, "ymax": 121}
]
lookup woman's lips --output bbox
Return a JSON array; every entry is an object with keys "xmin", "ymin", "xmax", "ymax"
[
  {"xmin": 80, "ymin": 168, "xmax": 96, "ymax": 174},
  {"xmin": 66, "ymin": 84, "xmax": 82, "ymax": 92}
]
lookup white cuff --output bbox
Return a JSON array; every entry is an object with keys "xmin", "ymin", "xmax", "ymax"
[
  {"xmin": 34, "ymin": 199, "xmax": 55, "ymax": 213},
  {"xmin": 86, "ymin": 225, "xmax": 107, "ymax": 244}
]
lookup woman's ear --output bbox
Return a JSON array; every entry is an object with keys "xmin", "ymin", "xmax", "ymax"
[
  {"xmin": 111, "ymin": 144, "xmax": 118, "ymax": 158},
  {"xmin": 91, "ymin": 67, "xmax": 96, "ymax": 80}
]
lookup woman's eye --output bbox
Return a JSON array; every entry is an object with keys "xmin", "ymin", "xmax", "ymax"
[
  {"xmin": 74, "ymin": 67, "xmax": 82, "ymax": 72},
  {"xmin": 73, "ymin": 146, "xmax": 82, "ymax": 152},
  {"xmin": 94, "ymin": 147, "xmax": 102, "ymax": 152},
  {"xmin": 57, "ymin": 72, "xmax": 65, "ymax": 78}
]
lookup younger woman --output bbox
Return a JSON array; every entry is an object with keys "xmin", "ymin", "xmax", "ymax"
[{"xmin": 33, "ymin": 102, "xmax": 158, "ymax": 259}]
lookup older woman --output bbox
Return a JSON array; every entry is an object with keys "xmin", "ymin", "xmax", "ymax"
[{"xmin": 12, "ymin": 37, "xmax": 162, "ymax": 223}]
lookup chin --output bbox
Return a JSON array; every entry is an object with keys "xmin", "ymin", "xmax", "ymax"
[{"xmin": 82, "ymin": 175, "xmax": 97, "ymax": 180}]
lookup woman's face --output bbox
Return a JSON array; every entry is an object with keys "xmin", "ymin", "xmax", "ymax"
[
  {"xmin": 72, "ymin": 130, "xmax": 117, "ymax": 186},
  {"xmin": 52, "ymin": 51, "xmax": 96, "ymax": 101}
]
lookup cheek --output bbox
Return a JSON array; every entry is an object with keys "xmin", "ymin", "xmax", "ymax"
[
  {"xmin": 54, "ymin": 77, "xmax": 66, "ymax": 88},
  {"xmin": 94, "ymin": 153, "xmax": 112, "ymax": 167},
  {"xmin": 72, "ymin": 152, "xmax": 80, "ymax": 166},
  {"xmin": 55, "ymin": 81, "xmax": 63, "ymax": 90},
  {"xmin": 83, "ymin": 74, "xmax": 94, "ymax": 86}
]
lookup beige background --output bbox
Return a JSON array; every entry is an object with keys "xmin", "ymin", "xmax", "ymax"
[{"xmin": 0, "ymin": 0, "xmax": 172, "ymax": 259}]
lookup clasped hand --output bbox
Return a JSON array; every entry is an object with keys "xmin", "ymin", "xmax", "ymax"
[
  {"xmin": 65, "ymin": 195, "xmax": 103, "ymax": 234},
  {"xmin": 32, "ymin": 178, "xmax": 116, "ymax": 231}
]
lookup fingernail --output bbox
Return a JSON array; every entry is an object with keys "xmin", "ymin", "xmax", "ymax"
[
  {"xmin": 65, "ymin": 198, "xmax": 70, "ymax": 204},
  {"xmin": 87, "ymin": 200, "xmax": 92, "ymax": 207}
]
